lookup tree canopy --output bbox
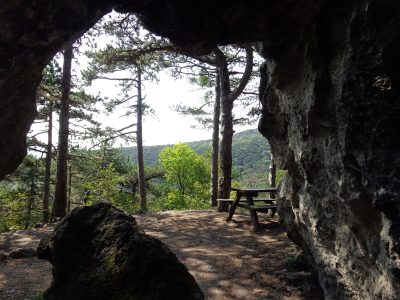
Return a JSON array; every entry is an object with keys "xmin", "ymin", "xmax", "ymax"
[{"xmin": 159, "ymin": 144, "xmax": 210, "ymax": 209}]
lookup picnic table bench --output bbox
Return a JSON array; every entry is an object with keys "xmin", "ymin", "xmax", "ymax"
[{"xmin": 218, "ymin": 187, "xmax": 278, "ymax": 229}]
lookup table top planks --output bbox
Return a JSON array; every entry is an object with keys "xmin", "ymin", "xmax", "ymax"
[{"xmin": 231, "ymin": 187, "xmax": 277, "ymax": 193}]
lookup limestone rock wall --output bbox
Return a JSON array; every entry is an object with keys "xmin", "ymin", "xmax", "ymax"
[{"xmin": 259, "ymin": 1, "xmax": 400, "ymax": 298}]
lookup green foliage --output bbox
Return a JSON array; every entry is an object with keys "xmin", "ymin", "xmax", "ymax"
[
  {"xmin": 111, "ymin": 191, "xmax": 140, "ymax": 214},
  {"xmin": 159, "ymin": 144, "xmax": 209, "ymax": 190},
  {"xmin": 276, "ymin": 169, "xmax": 286, "ymax": 186},
  {"xmin": 83, "ymin": 13, "xmax": 172, "ymax": 118},
  {"xmin": 80, "ymin": 164, "xmax": 123, "ymax": 204},
  {"xmin": 0, "ymin": 155, "xmax": 44, "ymax": 233},
  {"xmin": 66, "ymin": 148, "xmax": 140, "ymax": 213},
  {"xmin": 159, "ymin": 144, "xmax": 210, "ymax": 209},
  {"xmin": 171, "ymin": 45, "xmax": 262, "ymax": 129},
  {"xmin": 231, "ymin": 129, "xmax": 271, "ymax": 176},
  {"xmin": 0, "ymin": 187, "xmax": 28, "ymax": 232},
  {"xmin": 41, "ymin": 60, "xmax": 62, "ymax": 90},
  {"xmin": 122, "ymin": 165, "xmax": 164, "ymax": 190},
  {"xmin": 163, "ymin": 192, "xmax": 210, "ymax": 210},
  {"xmin": 197, "ymin": 74, "xmax": 214, "ymax": 88},
  {"xmin": 35, "ymin": 57, "xmax": 102, "ymax": 143},
  {"xmin": 122, "ymin": 129, "xmax": 271, "ymax": 179},
  {"xmin": 32, "ymin": 292, "xmax": 44, "ymax": 300}
]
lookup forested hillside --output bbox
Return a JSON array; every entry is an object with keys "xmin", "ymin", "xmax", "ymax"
[{"xmin": 121, "ymin": 129, "xmax": 271, "ymax": 176}]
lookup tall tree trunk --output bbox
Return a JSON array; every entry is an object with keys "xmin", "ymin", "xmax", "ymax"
[
  {"xmin": 131, "ymin": 180, "xmax": 138, "ymax": 197},
  {"xmin": 268, "ymin": 154, "xmax": 276, "ymax": 188},
  {"xmin": 268, "ymin": 154, "xmax": 277, "ymax": 201},
  {"xmin": 67, "ymin": 164, "xmax": 72, "ymax": 212},
  {"xmin": 136, "ymin": 66, "xmax": 147, "ymax": 211},
  {"xmin": 42, "ymin": 101, "xmax": 53, "ymax": 223},
  {"xmin": 216, "ymin": 51, "xmax": 233, "ymax": 211},
  {"xmin": 25, "ymin": 165, "xmax": 36, "ymax": 229},
  {"xmin": 210, "ymin": 71, "xmax": 221, "ymax": 207},
  {"xmin": 215, "ymin": 46, "xmax": 253, "ymax": 212},
  {"xmin": 53, "ymin": 45, "xmax": 73, "ymax": 218}
]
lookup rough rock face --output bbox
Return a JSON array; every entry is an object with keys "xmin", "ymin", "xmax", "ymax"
[
  {"xmin": 37, "ymin": 201, "xmax": 203, "ymax": 300},
  {"xmin": 259, "ymin": 1, "xmax": 400, "ymax": 299},
  {"xmin": 1, "ymin": 0, "xmax": 400, "ymax": 298}
]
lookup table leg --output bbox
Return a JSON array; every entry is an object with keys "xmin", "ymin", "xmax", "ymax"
[
  {"xmin": 226, "ymin": 192, "xmax": 241, "ymax": 221},
  {"xmin": 246, "ymin": 194, "xmax": 260, "ymax": 229}
]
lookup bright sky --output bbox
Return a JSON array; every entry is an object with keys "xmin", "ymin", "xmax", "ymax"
[
  {"xmin": 89, "ymin": 72, "xmax": 256, "ymax": 147},
  {"xmin": 30, "ymin": 56, "xmax": 258, "ymax": 151}
]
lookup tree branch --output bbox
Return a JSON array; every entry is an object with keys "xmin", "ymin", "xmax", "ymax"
[
  {"xmin": 94, "ymin": 76, "xmax": 138, "ymax": 82},
  {"xmin": 116, "ymin": 123, "xmax": 137, "ymax": 133},
  {"xmin": 228, "ymin": 45, "xmax": 253, "ymax": 102},
  {"xmin": 87, "ymin": 131, "xmax": 136, "ymax": 150},
  {"xmin": 183, "ymin": 53, "xmax": 217, "ymax": 67}
]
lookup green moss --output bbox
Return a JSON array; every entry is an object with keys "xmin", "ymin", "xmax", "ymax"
[
  {"xmin": 102, "ymin": 243, "xmax": 129, "ymax": 276},
  {"xmin": 31, "ymin": 292, "xmax": 44, "ymax": 300}
]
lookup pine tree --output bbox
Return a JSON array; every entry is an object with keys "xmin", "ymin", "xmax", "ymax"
[
  {"xmin": 170, "ymin": 45, "xmax": 256, "ymax": 210},
  {"xmin": 84, "ymin": 14, "xmax": 172, "ymax": 210},
  {"xmin": 53, "ymin": 45, "xmax": 73, "ymax": 218}
]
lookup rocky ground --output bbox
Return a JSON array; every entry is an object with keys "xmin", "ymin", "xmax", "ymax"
[
  {"xmin": 0, "ymin": 226, "xmax": 54, "ymax": 299},
  {"xmin": 0, "ymin": 210, "xmax": 323, "ymax": 299}
]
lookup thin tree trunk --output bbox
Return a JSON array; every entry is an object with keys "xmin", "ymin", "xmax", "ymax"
[
  {"xmin": 269, "ymin": 154, "xmax": 277, "ymax": 201},
  {"xmin": 53, "ymin": 45, "xmax": 73, "ymax": 218},
  {"xmin": 210, "ymin": 71, "xmax": 220, "ymax": 207},
  {"xmin": 215, "ymin": 46, "xmax": 253, "ymax": 212},
  {"xmin": 25, "ymin": 166, "xmax": 35, "ymax": 229},
  {"xmin": 268, "ymin": 154, "xmax": 276, "ymax": 188},
  {"xmin": 42, "ymin": 101, "xmax": 53, "ymax": 223},
  {"xmin": 131, "ymin": 180, "xmax": 138, "ymax": 197},
  {"xmin": 215, "ymin": 48, "xmax": 232, "ymax": 212},
  {"xmin": 67, "ymin": 164, "xmax": 72, "ymax": 212},
  {"xmin": 217, "ymin": 75, "xmax": 233, "ymax": 210},
  {"xmin": 136, "ymin": 66, "xmax": 147, "ymax": 211}
]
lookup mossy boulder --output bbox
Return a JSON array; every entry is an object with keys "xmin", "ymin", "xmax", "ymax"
[{"xmin": 37, "ymin": 201, "xmax": 203, "ymax": 300}]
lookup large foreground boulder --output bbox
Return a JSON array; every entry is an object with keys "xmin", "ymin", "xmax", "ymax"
[{"xmin": 37, "ymin": 201, "xmax": 203, "ymax": 300}]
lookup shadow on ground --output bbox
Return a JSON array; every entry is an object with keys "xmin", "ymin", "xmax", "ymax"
[
  {"xmin": 136, "ymin": 210, "xmax": 324, "ymax": 300},
  {"xmin": 0, "ymin": 227, "xmax": 53, "ymax": 299}
]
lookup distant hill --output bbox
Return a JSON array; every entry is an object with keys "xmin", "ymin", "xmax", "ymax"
[{"xmin": 121, "ymin": 129, "xmax": 271, "ymax": 175}]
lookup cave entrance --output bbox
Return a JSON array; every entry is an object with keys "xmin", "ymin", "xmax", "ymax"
[{"xmin": 17, "ymin": 10, "xmax": 271, "ymax": 218}]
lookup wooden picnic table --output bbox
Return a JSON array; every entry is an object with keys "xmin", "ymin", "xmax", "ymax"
[{"xmin": 226, "ymin": 187, "xmax": 278, "ymax": 229}]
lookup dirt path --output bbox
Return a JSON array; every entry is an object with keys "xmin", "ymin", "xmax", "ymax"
[
  {"xmin": 0, "ymin": 227, "xmax": 53, "ymax": 299},
  {"xmin": 0, "ymin": 210, "xmax": 323, "ymax": 299},
  {"xmin": 136, "ymin": 210, "xmax": 322, "ymax": 300}
]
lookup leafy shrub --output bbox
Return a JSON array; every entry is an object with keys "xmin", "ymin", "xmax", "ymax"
[
  {"xmin": 81, "ymin": 164, "xmax": 123, "ymax": 203},
  {"xmin": 0, "ymin": 187, "xmax": 28, "ymax": 232},
  {"xmin": 158, "ymin": 144, "xmax": 210, "ymax": 210}
]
